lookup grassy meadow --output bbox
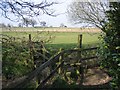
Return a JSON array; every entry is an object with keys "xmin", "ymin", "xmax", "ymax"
[
  {"xmin": 2, "ymin": 27, "xmax": 104, "ymax": 89},
  {"xmin": 2, "ymin": 27, "xmax": 102, "ymax": 49}
]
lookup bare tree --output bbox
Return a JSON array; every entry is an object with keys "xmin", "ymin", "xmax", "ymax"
[
  {"xmin": 18, "ymin": 23, "xmax": 22, "ymax": 27},
  {"xmin": 0, "ymin": 23, "xmax": 6, "ymax": 28},
  {"xmin": 60, "ymin": 23, "xmax": 67, "ymax": 27},
  {"xmin": 22, "ymin": 18, "xmax": 30, "ymax": 27},
  {"xmin": 40, "ymin": 21, "xmax": 47, "ymax": 27},
  {"xmin": 30, "ymin": 19, "xmax": 37, "ymax": 27},
  {"xmin": 67, "ymin": 0, "xmax": 110, "ymax": 28},
  {"xmin": 21, "ymin": 18, "xmax": 37, "ymax": 27},
  {"xmin": 7, "ymin": 23, "xmax": 13, "ymax": 30},
  {"xmin": 0, "ymin": 0, "xmax": 58, "ymax": 21}
]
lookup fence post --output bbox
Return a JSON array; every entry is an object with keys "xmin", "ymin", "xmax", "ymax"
[
  {"xmin": 29, "ymin": 34, "xmax": 37, "ymax": 69},
  {"xmin": 78, "ymin": 34, "xmax": 82, "ymax": 61},
  {"xmin": 78, "ymin": 34, "xmax": 84, "ymax": 86},
  {"xmin": 40, "ymin": 41, "xmax": 45, "ymax": 63},
  {"xmin": 78, "ymin": 34, "xmax": 82, "ymax": 49},
  {"xmin": 58, "ymin": 48, "xmax": 63, "ymax": 74},
  {"xmin": 29, "ymin": 34, "xmax": 34, "ymax": 62}
]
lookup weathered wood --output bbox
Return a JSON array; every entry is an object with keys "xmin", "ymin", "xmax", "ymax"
[
  {"xmin": 78, "ymin": 34, "xmax": 83, "ymax": 86},
  {"xmin": 77, "ymin": 34, "xmax": 82, "ymax": 63},
  {"xmin": 58, "ymin": 48, "xmax": 63, "ymax": 74},
  {"xmin": 28, "ymin": 34, "xmax": 34, "ymax": 62},
  {"xmin": 8, "ymin": 51, "xmax": 65, "ymax": 88},
  {"xmin": 36, "ymin": 61, "xmax": 64, "ymax": 89},
  {"xmin": 5, "ymin": 47, "xmax": 98, "ymax": 88},
  {"xmin": 78, "ymin": 34, "xmax": 82, "ymax": 48},
  {"xmin": 40, "ymin": 41, "xmax": 46, "ymax": 63}
]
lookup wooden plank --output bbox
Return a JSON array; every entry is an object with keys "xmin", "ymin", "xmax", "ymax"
[
  {"xmin": 36, "ymin": 61, "xmax": 64, "ymax": 89},
  {"xmin": 8, "ymin": 51, "xmax": 65, "ymax": 88},
  {"xmin": 80, "ymin": 56, "xmax": 98, "ymax": 61},
  {"xmin": 5, "ymin": 47, "xmax": 99, "ymax": 88}
]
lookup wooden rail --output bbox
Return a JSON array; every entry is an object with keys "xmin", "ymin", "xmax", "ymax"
[
  {"xmin": 5, "ymin": 47, "xmax": 98, "ymax": 88},
  {"xmin": 36, "ymin": 61, "xmax": 64, "ymax": 89}
]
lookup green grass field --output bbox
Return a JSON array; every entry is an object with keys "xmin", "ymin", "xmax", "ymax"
[{"xmin": 2, "ymin": 27, "xmax": 101, "ymax": 49}]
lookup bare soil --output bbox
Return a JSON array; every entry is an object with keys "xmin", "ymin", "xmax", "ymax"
[
  {"xmin": 2, "ymin": 67, "xmax": 112, "ymax": 89},
  {"xmin": 83, "ymin": 67, "xmax": 112, "ymax": 85}
]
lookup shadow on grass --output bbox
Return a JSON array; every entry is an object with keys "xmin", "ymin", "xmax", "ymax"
[{"xmin": 46, "ymin": 43, "xmax": 100, "ymax": 50}]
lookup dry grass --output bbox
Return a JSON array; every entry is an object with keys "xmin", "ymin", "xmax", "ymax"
[{"xmin": 2, "ymin": 27, "xmax": 101, "ymax": 33}]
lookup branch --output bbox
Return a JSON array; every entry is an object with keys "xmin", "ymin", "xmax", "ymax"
[
  {"xmin": 0, "ymin": 0, "xmax": 58, "ymax": 21},
  {"xmin": 67, "ymin": 1, "xmax": 109, "ymax": 28}
]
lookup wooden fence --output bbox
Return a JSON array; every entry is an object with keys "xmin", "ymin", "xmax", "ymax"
[
  {"xmin": 5, "ymin": 47, "xmax": 99, "ymax": 88},
  {"xmin": 3, "ymin": 34, "xmax": 100, "ymax": 89}
]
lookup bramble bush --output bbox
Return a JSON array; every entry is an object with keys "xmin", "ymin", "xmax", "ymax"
[
  {"xmin": 99, "ymin": 2, "xmax": 120, "ymax": 89},
  {"xmin": 2, "ymin": 35, "xmax": 34, "ymax": 80}
]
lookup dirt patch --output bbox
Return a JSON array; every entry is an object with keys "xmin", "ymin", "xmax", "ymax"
[{"xmin": 83, "ymin": 67, "xmax": 112, "ymax": 85}]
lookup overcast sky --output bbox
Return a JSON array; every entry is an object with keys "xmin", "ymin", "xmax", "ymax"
[{"xmin": 0, "ymin": 0, "xmax": 82, "ymax": 27}]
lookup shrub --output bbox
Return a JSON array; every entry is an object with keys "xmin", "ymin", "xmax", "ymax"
[
  {"xmin": 2, "ymin": 35, "xmax": 34, "ymax": 79},
  {"xmin": 99, "ymin": 2, "xmax": 120, "ymax": 89}
]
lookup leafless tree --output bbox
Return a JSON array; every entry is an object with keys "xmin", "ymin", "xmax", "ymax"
[
  {"xmin": 22, "ymin": 18, "xmax": 30, "ymax": 27},
  {"xmin": 0, "ymin": 23, "xmax": 6, "ymax": 28},
  {"xmin": 67, "ymin": 0, "xmax": 110, "ymax": 28},
  {"xmin": 40, "ymin": 21, "xmax": 47, "ymax": 27},
  {"xmin": 60, "ymin": 23, "xmax": 67, "ymax": 27},
  {"xmin": 21, "ymin": 18, "xmax": 37, "ymax": 27},
  {"xmin": 18, "ymin": 23, "xmax": 22, "ymax": 27},
  {"xmin": 0, "ymin": 0, "xmax": 58, "ymax": 21},
  {"xmin": 30, "ymin": 19, "xmax": 37, "ymax": 27}
]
